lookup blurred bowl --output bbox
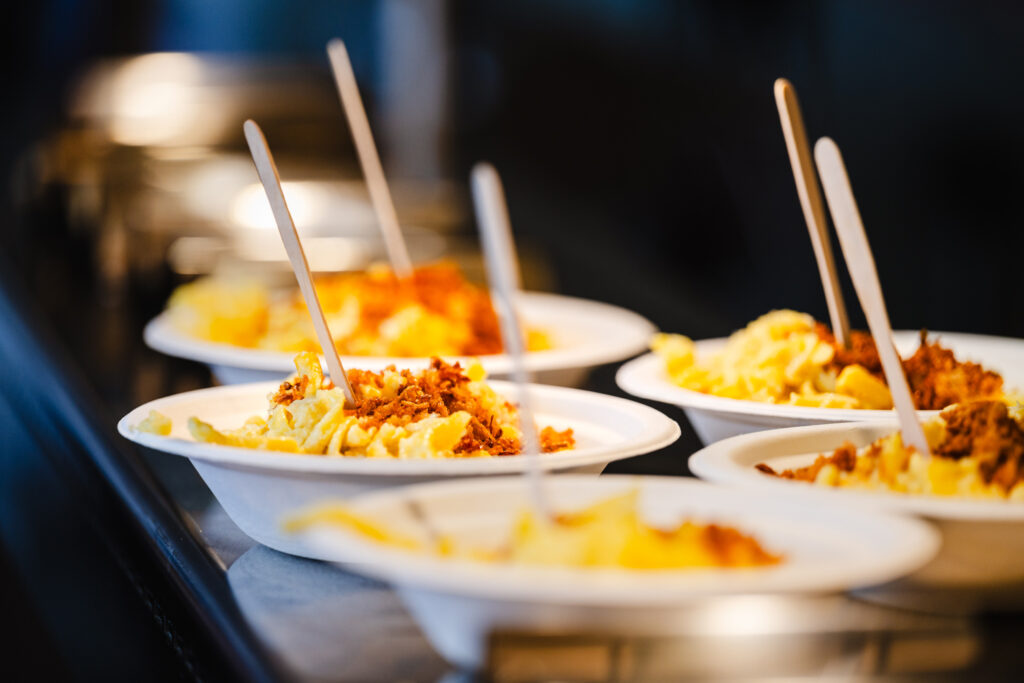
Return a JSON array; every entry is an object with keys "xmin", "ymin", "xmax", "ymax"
[
  {"xmin": 146, "ymin": 291, "xmax": 656, "ymax": 387},
  {"xmin": 297, "ymin": 475, "xmax": 938, "ymax": 669},
  {"xmin": 690, "ymin": 421, "xmax": 1024, "ymax": 614},
  {"xmin": 118, "ymin": 381, "xmax": 680, "ymax": 558}
]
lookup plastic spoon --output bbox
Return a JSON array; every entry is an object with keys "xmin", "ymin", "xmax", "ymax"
[
  {"xmin": 470, "ymin": 162, "xmax": 550, "ymax": 518},
  {"xmin": 774, "ymin": 78, "xmax": 851, "ymax": 347},
  {"xmin": 327, "ymin": 38, "xmax": 413, "ymax": 278},
  {"xmin": 814, "ymin": 137, "xmax": 930, "ymax": 456},
  {"xmin": 243, "ymin": 119, "xmax": 357, "ymax": 408}
]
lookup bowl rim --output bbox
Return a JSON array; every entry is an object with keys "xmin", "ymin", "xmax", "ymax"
[
  {"xmin": 689, "ymin": 420, "xmax": 1024, "ymax": 520},
  {"xmin": 616, "ymin": 330, "xmax": 1024, "ymax": 422},
  {"xmin": 299, "ymin": 474, "xmax": 941, "ymax": 604},
  {"xmin": 118, "ymin": 380, "xmax": 681, "ymax": 476},
  {"xmin": 145, "ymin": 290, "xmax": 656, "ymax": 374}
]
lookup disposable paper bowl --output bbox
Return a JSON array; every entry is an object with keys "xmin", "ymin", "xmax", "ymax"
[
  {"xmin": 617, "ymin": 330, "xmax": 1024, "ymax": 444},
  {"xmin": 298, "ymin": 475, "xmax": 938, "ymax": 669},
  {"xmin": 144, "ymin": 291, "xmax": 655, "ymax": 386},
  {"xmin": 690, "ymin": 421, "xmax": 1024, "ymax": 613},
  {"xmin": 118, "ymin": 382, "xmax": 680, "ymax": 558}
]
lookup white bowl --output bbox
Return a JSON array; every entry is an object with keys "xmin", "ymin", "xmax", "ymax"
[
  {"xmin": 298, "ymin": 475, "xmax": 939, "ymax": 669},
  {"xmin": 144, "ymin": 291, "xmax": 655, "ymax": 386},
  {"xmin": 118, "ymin": 381, "xmax": 680, "ymax": 558},
  {"xmin": 690, "ymin": 421, "xmax": 1024, "ymax": 613},
  {"xmin": 617, "ymin": 330, "xmax": 1024, "ymax": 444}
]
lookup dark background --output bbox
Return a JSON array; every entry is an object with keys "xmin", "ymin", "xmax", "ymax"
[
  {"xmin": 6, "ymin": 1, "xmax": 1024, "ymax": 338},
  {"xmin": 2, "ymin": 1, "xmax": 1023, "ymax": 679}
]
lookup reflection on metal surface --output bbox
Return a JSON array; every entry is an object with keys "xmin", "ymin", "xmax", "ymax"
[
  {"xmin": 230, "ymin": 181, "xmax": 376, "ymax": 232},
  {"xmin": 35, "ymin": 52, "xmax": 474, "ymax": 291},
  {"xmin": 488, "ymin": 609, "xmax": 980, "ymax": 681},
  {"xmin": 221, "ymin": 539, "xmax": 988, "ymax": 682},
  {"xmin": 168, "ymin": 235, "xmax": 368, "ymax": 275},
  {"xmin": 695, "ymin": 595, "xmax": 809, "ymax": 636},
  {"xmin": 168, "ymin": 232, "xmax": 446, "ymax": 277},
  {"xmin": 106, "ymin": 53, "xmax": 205, "ymax": 146}
]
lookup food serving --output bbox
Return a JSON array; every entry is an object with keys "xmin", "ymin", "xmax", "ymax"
[
  {"xmin": 290, "ymin": 489, "xmax": 781, "ymax": 569},
  {"xmin": 165, "ymin": 261, "xmax": 550, "ymax": 357},
  {"xmin": 136, "ymin": 351, "xmax": 574, "ymax": 458},
  {"xmin": 290, "ymin": 475, "xmax": 938, "ymax": 670},
  {"xmin": 757, "ymin": 400, "xmax": 1024, "ymax": 500},
  {"xmin": 652, "ymin": 310, "xmax": 1004, "ymax": 410},
  {"xmin": 120, "ymin": 374, "xmax": 680, "ymax": 559}
]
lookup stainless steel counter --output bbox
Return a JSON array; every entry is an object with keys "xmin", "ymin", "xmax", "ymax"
[{"xmin": 151, "ymin": 449, "xmax": 1017, "ymax": 682}]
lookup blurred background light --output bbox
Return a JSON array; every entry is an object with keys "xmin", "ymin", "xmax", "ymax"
[{"xmin": 107, "ymin": 53, "xmax": 204, "ymax": 146}]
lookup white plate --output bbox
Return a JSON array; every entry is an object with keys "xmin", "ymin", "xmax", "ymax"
[
  {"xmin": 690, "ymin": 421, "xmax": 1024, "ymax": 613},
  {"xmin": 298, "ymin": 475, "xmax": 938, "ymax": 669},
  {"xmin": 118, "ymin": 381, "xmax": 680, "ymax": 558},
  {"xmin": 617, "ymin": 330, "xmax": 1024, "ymax": 444},
  {"xmin": 144, "ymin": 291, "xmax": 656, "ymax": 386}
]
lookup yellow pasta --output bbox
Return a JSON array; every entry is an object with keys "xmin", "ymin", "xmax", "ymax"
[
  {"xmin": 653, "ymin": 309, "xmax": 1005, "ymax": 410},
  {"xmin": 136, "ymin": 352, "xmax": 575, "ymax": 459},
  {"xmin": 760, "ymin": 401, "xmax": 1024, "ymax": 501},
  {"xmin": 165, "ymin": 262, "xmax": 551, "ymax": 357},
  {"xmin": 653, "ymin": 310, "xmax": 864, "ymax": 407},
  {"xmin": 288, "ymin": 490, "xmax": 783, "ymax": 569}
]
